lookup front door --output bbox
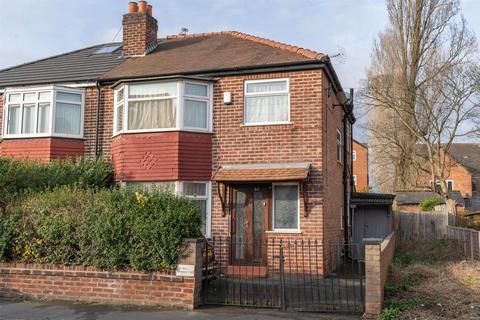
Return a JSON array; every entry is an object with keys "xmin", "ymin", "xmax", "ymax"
[{"xmin": 231, "ymin": 185, "xmax": 270, "ymax": 266}]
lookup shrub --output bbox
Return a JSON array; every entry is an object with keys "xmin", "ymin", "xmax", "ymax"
[
  {"xmin": 0, "ymin": 157, "xmax": 113, "ymax": 209},
  {"xmin": 0, "ymin": 186, "xmax": 202, "ymax": 272},
  {"xmin": 419, "ymin": 196, "xmax": 443, "ymax": 211}
]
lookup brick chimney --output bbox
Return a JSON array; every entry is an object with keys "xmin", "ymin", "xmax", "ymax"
[{"xmin": 122, "ymin": 1, "xmax": 158, "ymax": 57}]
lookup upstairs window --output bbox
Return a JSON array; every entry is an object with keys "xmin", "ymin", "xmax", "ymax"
[
  {"xmin": 244, "ymin": 79, "xmax": 290, "ymax": 125},
  {"xmin": 114, "ymin": 80, "xmax": 211, "ymax": 135},
  {"xmin": 352, "ymin": 150, "xmax": 357, "ymax": 161},
  {"xmin": 336, "ymin": 129, "xmax": 342, "ymax": 163},
  {"xmin": 3, "ymin": 87, "xmax": 84, "ymax": 138}
]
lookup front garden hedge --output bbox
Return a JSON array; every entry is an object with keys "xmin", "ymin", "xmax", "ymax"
[{"xmin": 0, "ymin": 186, "xmax": 202, "ymax": 272}]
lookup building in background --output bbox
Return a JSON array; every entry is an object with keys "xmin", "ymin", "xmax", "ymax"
[{"xmin": 352, "ymin": 139, "xmax": 369, "ymax": 192}]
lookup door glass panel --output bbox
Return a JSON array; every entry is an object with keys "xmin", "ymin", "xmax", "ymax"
[
  {"xmin": 235, "ymin": 191, "xmax": 246, "ymax": 260},
  {"xmin": 253, "ymin": 190, "xmax": 264, "ymax": 262}
]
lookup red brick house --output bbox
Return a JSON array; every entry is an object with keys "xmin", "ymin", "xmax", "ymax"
[
  {"xmin": 0, "ymin": 1, "xmax": 355, "ymax": 275},
  {"xmin": 352, "ymin": 139, "xmax": 369, "ymax": 192}
]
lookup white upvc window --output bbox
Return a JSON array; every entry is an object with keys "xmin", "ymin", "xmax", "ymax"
[
  {"xmin": 244, "ymin": 78, "xmax": 290, "ymax": 125},
  {"xmin": 125, "ymin": 180, "xmax": 212, "ymax": 237},
  {"xmin": 352, "ymin": 150, "xmax": 357, "ymax": 161},
  {"xmin": 177, "ymin": 181, "xmax": 212, "ymax": 237},
  {"xmin": 113, "ymin": 80, "xmax": 212, "ymax": 135},
  {"xmin": 3, "ymin": 86, "xmax": 84, "ymax": 139},
  {"xmin": 272, "ymin": 182, "xmax": 300, "ymax": 231},
  {"xmin": 446, "ymin": 180, "xmax": 454, "ymax": 191},
  {"xmin": 353, "ymin": 175, "xmax": 357, "ymax": 186}
]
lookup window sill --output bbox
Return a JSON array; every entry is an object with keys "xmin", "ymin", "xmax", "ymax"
[
  {"xmin": 2, "ymin": 135, "xmax": 85, "ymax": 140},
  {"xmin": 112, "ymin": 128, "xmax": 212, "ymax": 137},
  {"xmin": 266, "ymin": 230, "xmax": 302, "ymax": 234},
  {"xmin": 241, "ymin": 122, "xmax": 292, "ymax": 127}
]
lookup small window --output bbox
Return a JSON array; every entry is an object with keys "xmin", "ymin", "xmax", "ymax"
[
  {"xmin": 94, "ymin": 44, "xmax": 121, "ymax": 54},
  {"xmin": 244, "ymin": 79, "xmax": 290, "ymax": 125},
  {"xmin": 352, "ymin": 150, "xmax": 357, "ymax": 161},
  {"xmin": 337, "ymin": 129, "xmax": 342, "ymax": 163},
  {"xmin": 181, "ymin": 182, "xmax": 210, "ymax": 236},
  {"xmin": 340, "ymin": 206, "xmax": 344, "ymax": 230},
  {"xmin": 353, "ymin": 175, "xmax": 357, "ymax": 186},
  {"xmin": 273, "ymin": 183, "xmax": 299, "ymax": 230},
  {"xmin": 446, "ymin": 180, "xmax": 454, "ymax": 191}
]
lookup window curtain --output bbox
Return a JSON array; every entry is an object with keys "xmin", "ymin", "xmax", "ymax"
[
  {"xmin": 247, "ymin": 81, "xmax": 287, "ymax": 93},
  {"xmin": 128, "ymin": 99, "xmax": 176, "ymax": 130},
  {"xmin": 55, "ymin": 103, "xmax": 81, "ymax": 135},
  {"xmin": 245, "ymin": 95, "xmax": 288, "ymax": 123},
  {"xmin": 184, "ymin": 100, "xmax": 207, "ymax": 128},
  {"xmin": 22, "ymin": 104, "xmax": 36, "ymax": 134},
  {"xmin": 37, "ymin": 103, "xmax": 50, "ymax": 134},
  {"xmin": 7, "ymin": 105, "xmax": 20, "ymax": 134},
  {"xmin": 274, "ymin": 185, "xmax": 298, "ymax": 229},
  {"xmin": 129, "ymin": 83, "xmax": 177, "ymax": 99}
]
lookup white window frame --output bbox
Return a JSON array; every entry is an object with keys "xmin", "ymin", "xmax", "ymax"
[
  {"xmin": 3, "ymin": 85, "xmax": 85, "ymax": 139},
  {"xmin": 243, "ymin": 78, "xmax": 291, "ymax": 126},
  {"xmin": 272, "ymin": 182, "xmax": 300, "ymax": 232},
  {"xmin": 446, "ymin": 180, "xmax": 454, "ymax": 191},
  {"xmin": 113, "ymin": 80, "xmax": 213, "ymax": 136},
  {"xmin": 336, "ymin": 129, "xmax": 342, "ymax": 163},
  {"xmin": 353, "ymin": 175, "xmax": 357, "ymax": 186},
  {"xmin": 176, "ymin": 181, "xmax": 212, "ymax": 238},
  {"xmin": 352, "ymin": 150, "xmax": 357, "ymax": 161}
]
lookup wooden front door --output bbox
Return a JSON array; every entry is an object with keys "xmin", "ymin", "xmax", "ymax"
[{"xmin": 231, "ymin": 185, "xmax": 270, "ymax": 266}]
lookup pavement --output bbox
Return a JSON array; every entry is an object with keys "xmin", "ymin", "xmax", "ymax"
[{"xmin": 0, "ymin": 299, "xmax": 361, "ymax": 320}]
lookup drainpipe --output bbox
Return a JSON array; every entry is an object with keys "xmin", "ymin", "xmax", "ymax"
[
  {"xmin": 342, "ymin": 88, "xmax": 354, "ymax": 246},
  {"xmin": 94, "ymin": 81, "xmax": 101, "ymax": 157}
]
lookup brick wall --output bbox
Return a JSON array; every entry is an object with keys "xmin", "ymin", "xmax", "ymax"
[
  {"xmin": 210, "ymin": 69, "xmax": 347, "ymax": 275},
  {"xmin": 122, "ymin": 12, "xmax": 158, "ymax": 56},
  {"xmin": 353, "ymin": 140, "xmax": 369, "ymax": 192},
  {"xmin": 0, "ymin": 239, "xmax": 204, "ymax": 310},
  {"xmin": 0, "ymin": 138, "xmax": 84, "ymax": 161},
  {"xmin": 364, "ymin": 232, "xmax": 396, "ymax": 318}
]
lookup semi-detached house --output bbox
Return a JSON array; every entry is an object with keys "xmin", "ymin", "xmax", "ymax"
[{"xmin": 0, "ymin": 1, "xmax": 355, "ymax": 275}]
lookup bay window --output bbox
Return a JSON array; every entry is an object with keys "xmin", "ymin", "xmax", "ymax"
[
  {"xmin": 3, "ymin": 86, "xmax": 84, "ymax": 138},
  {"xmin": 114, "ymin": 80, "xmax": 212, "ymax": 134},
  {"xmin": 244, "ymin": 78, "xmax": 290, "ymax": 125}
]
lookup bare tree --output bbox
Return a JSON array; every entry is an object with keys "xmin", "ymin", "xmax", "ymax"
[{"xmin": 361, "ymin": 0, "xmax": 480, "ymax": 194}]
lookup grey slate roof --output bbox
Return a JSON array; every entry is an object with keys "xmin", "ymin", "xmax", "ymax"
[
  {"xmin": 447, "ymin": 144, "xmax": 480, "ymax": 175},
  {"xmin": 448, "ymin": 191, "xmax": 465, "ymax": 206},
  {"xmin": 0, "ymin": 43, "xmax": 126, "ymax": 89},
  {"xmin": 395, "ymin": 192, "xmax": 445, "ymax": 205}
]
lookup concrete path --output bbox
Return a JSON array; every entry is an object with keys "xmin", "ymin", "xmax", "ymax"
[{"xmin": 0, "ymin": 299, "xmax": 361, "ymax": 320}]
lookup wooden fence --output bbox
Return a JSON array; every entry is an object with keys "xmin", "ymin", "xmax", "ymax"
[
  {"xmin": 393, "ymin": 209, "xmax": 448, "ymax": 241},
  {"xmin": 446, "ymin": 226, "xmax": 480, "ymax": 260},
  {"xmin": 394, "ymin": 209, "xmax": 480, "ymax": 260}
]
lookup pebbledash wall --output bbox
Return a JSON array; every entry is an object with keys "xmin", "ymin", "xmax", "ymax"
[
  {"xmin": 211, "ymin": 69, "xmax": 347, "ymax": 276},
  {"xmin": 0, "ymin": 239, "xmax": 204, "ymax": 309}
]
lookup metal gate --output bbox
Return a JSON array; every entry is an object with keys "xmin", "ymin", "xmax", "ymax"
[{"xmin": 203, "ymin": 237, "xmax": 364, "ymax": 313}]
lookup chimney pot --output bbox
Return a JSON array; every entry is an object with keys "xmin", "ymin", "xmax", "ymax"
[
  {"xmin": 138, "ymin": 1, "xmax": 148, "ymax": 13},
  {"xmin": 128, "ymin": 2, "xmax": 138, "ymax": 14},
  {"xmin": 147, "ymin": 4, "xmax": 153, "ymax": 16}
]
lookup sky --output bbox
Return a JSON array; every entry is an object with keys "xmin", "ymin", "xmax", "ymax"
[{"xmin": 1, "ymin": 0, "xmax": 480, "ymax": 141}]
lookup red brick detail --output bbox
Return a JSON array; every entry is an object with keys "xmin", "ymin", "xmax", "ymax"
[
  {"xmin": 122, "ymin": 12, "xmax": 158, "ymax": 56},
  {"xmin": 166, "ymin": 31, "xmax": 324, "ymax": 60},
  {"xmin": 353, "ymin": 140, "xmax": 369, "ymax": 192},
  {"xmin": 210, "ymin": 70, "xmax": 348, "ymax": 275},
  {"xmin": 364, "ymin": 233, "xmax": 396, "ymax": 318},
  {"xmin": 0, "ymin": 138, "xmax": 84, "ymax": 162},
  {"xmin": 112, "ymin": 131, "xmax": 212, "ymax": 182}
]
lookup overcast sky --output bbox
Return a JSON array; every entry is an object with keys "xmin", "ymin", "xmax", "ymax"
[{"xmin": 1, "ymin": 0, "xmax": 479, "ymax": 140}]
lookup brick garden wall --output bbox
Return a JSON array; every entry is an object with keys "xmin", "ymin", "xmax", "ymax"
[
  {"xmin": 0, "ymin": 239, "xmax": 204, "ymax": 310},
  {"xmin": 364, "ymin": 232, "xmax": 396, "ymax": 318}
]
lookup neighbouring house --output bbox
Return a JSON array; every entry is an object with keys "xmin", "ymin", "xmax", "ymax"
[
  {"xmin": 0, "ymin": 1, "xmax": 356, "ymax": 275},
  {"xmin": 394, "ymin": 191, "xmax": 446, "ymax": 212},
  {"xmin": 352, "ymin": 139, "xmax": 369, "ymax": 192}
]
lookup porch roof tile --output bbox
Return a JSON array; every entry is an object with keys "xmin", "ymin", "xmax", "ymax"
[{"xmin": 212, "ymin": 163, "xmax": 310, "ymax": 182}]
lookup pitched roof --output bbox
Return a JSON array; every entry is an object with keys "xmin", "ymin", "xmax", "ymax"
[
  {"xmin": 0, "ymin": 43, "xmax": 126, "ymax": 89},
  {"xmin": 446, "ymin": 143, "xmax": 480, "ymax": 175},
  {"xmin": 395, "ymin": 191, "xmax": 445, "ymax": 205},
  {"xmin": 351, "ymin": 192, "xmax": 394, "ymax": 206},
  {"xmin": 101, "ymin": 32, "xmax": 325, "ymax": 81}
]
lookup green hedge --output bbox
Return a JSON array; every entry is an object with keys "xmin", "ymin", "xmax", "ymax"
[
  {"xmin": 0, "ymin": 187, "xmax": 202, "ymax": 272},
  {"xmin": 419, "ymin": 196, "xmax": 443, "ymax": 211},
  {"xmin": 0, "ymin": 157, "xmax": 113, "ymax": 209}
]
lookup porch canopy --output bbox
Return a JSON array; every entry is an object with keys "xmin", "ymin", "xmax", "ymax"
[
  {"xmin": 212, "ymin": 162, "xmax": 311, "ymax": 217},
  {"xmin": 212, "ymin": 162, "xmax": 310, "ymax": 183}
]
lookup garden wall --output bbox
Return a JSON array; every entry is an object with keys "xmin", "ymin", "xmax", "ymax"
[
  {"xmin": 0, "ymin": 238, "xmax": 204, "ymax": 310},
  {"xmin": 364, "ymin": 232, "xmax": 396, "ymax": 319}
]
